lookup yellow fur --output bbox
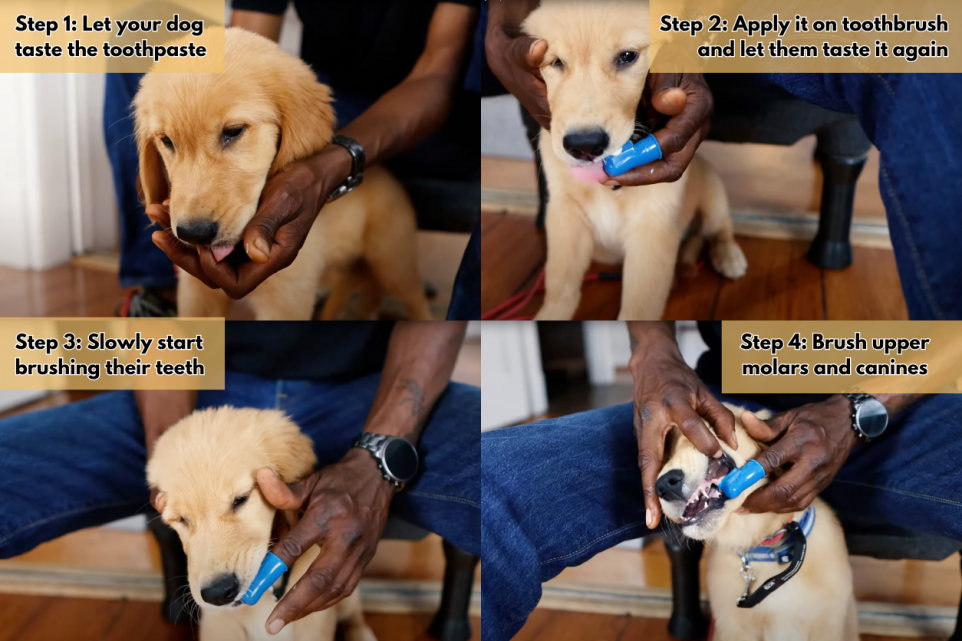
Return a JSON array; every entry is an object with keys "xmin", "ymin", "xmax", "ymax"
[
  {"xmin": 523, "ymin": 1, "xmax": 746, "ymax": 320},
  {"xmin": 657, "ymin": 404, "xmax": 858, "ymax": 641},
  {"xmin": 147, "ymin": 407, "xmax": 376, "ymax": 641},
  {"xmin": 134, "ymin": 27, "xmax": 431, "ymax": 321}
]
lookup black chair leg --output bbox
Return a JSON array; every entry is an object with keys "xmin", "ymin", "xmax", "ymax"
[
  {"xmin": 146, "ymin": 509, "xmax": 195, "ymax": 626},
  {"xmin": 429, "ymin": 539, "xmax": 479, "ymax": 641},
  {"xmin": 949, "ymin": 552, "xmax": 962, "ymax": 641},
  {"xmin": 662, "ymin": 528, "xmax": 710, "ymax": 640},
  {"xmin": 807, "ymin": 132, "xmax": 867, "ymax": 270},
  {"xmin": 519, "ymin": 105, "xmax": 550, "ymax": 231}
]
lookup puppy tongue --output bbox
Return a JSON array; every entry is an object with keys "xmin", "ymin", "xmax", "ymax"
[
  {"xmin": 569, "ymin": 162, "xmax": 610, "ymax": 184},
  {"xmin": 211, "ymin": 245, "xmax": 235, "ymax": 263}
]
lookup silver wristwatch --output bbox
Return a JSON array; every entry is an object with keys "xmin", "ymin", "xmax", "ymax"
[
  {"xmin": 842, "ymin": 393, "xmax": 889, "ymax": 442},
  {"xmin": 328, "ymin": 135, "xmax": 365, "ymax": 202},
  {"xmin": 352, "ymin": 433, "xmax": 419, "ymax": 489}
]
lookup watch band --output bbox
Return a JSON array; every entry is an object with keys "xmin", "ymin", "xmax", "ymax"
[
  {"xmin": 352, "ymin": 432, "xmax": 407, "ymax": 489},
  {"xmin": 328, "ymin": 135, "xmax": 366, "ymax": 202}
]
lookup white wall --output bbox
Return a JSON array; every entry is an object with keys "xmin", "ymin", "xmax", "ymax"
[
  {"xmin": 481, "ymin": 321, "xmax": 548, "ymax": 430},
  {"xmin": 481, "ymin": 95, "xmax": 534, "ymax": 159}
]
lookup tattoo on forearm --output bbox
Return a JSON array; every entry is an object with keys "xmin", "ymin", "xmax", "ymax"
[
  {"xmin": 629, "ymin": 332, "xmax": 639, "ymax": 353},
  {"xmin": 397, "ymin": 379, "xmax": 426, "ymax": 419}
]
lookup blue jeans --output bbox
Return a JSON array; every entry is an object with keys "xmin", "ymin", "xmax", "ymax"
[
  {"xmin": 104, "ymin": 73, "xmax": 176, "ymax": 290},
  {"xmin": 761, "ymin": 74, "xmax": 962, "ymax": 320},
  {"xmin": 481, "ymin": 392, "xmax": 962, "ymax": 641},
  {"xmin": 0, "ymin": 370, "xmax": 480, "ymax": 560}
]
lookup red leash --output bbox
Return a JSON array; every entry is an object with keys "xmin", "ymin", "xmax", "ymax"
[{"xmin": 481, "ymin": 269, "xmax": 622, "ymax": 321}]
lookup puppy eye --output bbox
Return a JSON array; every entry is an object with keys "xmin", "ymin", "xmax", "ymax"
[
  {"xmin": 617, "ymin": 50, "xmax": 639, "ymax": 67},
  {"xmin": 177, "ymin": 516, "xmax": 188, "ymax": 526},
  {"xmin": 551, "ymin": 58, "xmax": 565, "ymax": 70},
  {"xmin": 221, "ymin": 125, "xmax": 247, "ymax": 147},
  {"xmin": 232, "ymin": 494, "xmax": 249, "ymax": 511},
  {"xmin": 160, "ymin": 135, "xmax": 174, "ymax": 151}
]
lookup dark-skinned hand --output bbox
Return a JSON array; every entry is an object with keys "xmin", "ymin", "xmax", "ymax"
[
  {"xmin": 739, "ymin": 395, "xmax": 859, "ymax": 514},
  {"xmin": 630, "ymin": 331, "xmax": 737, "ymax": 529},
  {"xmin": 254, "ymin": 448, "xmax": 395, "ymax": 636},
  {"xmin": 604, "ymin": 72, "xmax": 714, "ymax": 187},
  {"xmin": 485, "ymin": 4, "xmax": 550, "ymax": 129},
  {"xmin": 146, "ymin": 146, "xmax": 351, "ymax": 299}
]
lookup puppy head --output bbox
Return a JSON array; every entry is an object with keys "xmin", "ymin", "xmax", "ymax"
[
  {"xmin": 524, "ymin": 0, "xmax": 651, "ymax": 167},
  {"xmin": 133, "ymin": 27, "xmax": 334, "ymax": 261},
  {"xmin": 656, "ymin": 405, "xmax": 770, "ymax": 541},
  {"xmin": 146, "ymin": 407, "xmax": 316, "ymax": 609}
]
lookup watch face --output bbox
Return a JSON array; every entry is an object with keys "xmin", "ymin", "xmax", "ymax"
[
  {"xmin": 383, "ymin": 439, "xmax": 419, "ymax": 482},
  {"xmin": 857, "ymin": 400, "xmax": 889, "ymax": 439}
]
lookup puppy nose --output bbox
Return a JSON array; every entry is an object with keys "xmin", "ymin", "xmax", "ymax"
[
  {"xmin": 200, "ymin": 573, "xmax": 240, "ymax": 606},
  {"xmin": 176, "ymin": 219, "xmax": 218, "ymax": 246},
  {"xmin": 656, "ymin": 469, "xmax": 686, "ymax": 502},
  {"xmin": 563, "ymin": 128, "xmax": 610, "ymax": 161}
]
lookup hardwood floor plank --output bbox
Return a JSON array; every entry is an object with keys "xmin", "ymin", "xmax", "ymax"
[
  {"xmin": 520, "ymin": 609, "xmax": 935, "ymax": 641},
  {"xmin": 824, "ymin": 246, "xmax": 908, "ymax": 320},
  {"xmin": 13, "ymin": 596, "xmax": 124, "ymax": 641},
  {"xmin": 528, "ymin": 611, "xmax": 630, "ymax": 641},
  {"xmin": 0, "ymin": 594, "xmax": 49, "ymax": 641},
  {"xmin": 364, "ymin": 612, "xmax": 481, "ymax": 641},
  {"xmin": 480, "ymin": 212, "xmax": 546, "ymax": 314},
  {"xmin": 510, "ymin": 608, "xmax": 556, "ymax": 641},
  {"xmin": 663, "ymin": 268, "xmax": 722, "ymax": 321},
  {"xmin": 101, "ymin": 601, "xmax": 195, "ymax": 641},
  {"xmin": 714, "ymin": 236, "xmax": 825, "ymax": 320}
]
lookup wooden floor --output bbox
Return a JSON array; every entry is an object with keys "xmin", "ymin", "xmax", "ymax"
[
  {"xmin": 0, "ymin": 594, "xmax": 479, "ymax": 641},
  {"xmin": 513, "ymin": 609, "xmax": 940, "ymax": 641},
  {"xmin": 480, "ymin": 212, "xmax": 908, "ymax": 320}
]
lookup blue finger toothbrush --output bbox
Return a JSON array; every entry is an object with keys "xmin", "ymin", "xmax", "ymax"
[
  {"xmin": 241, "ymin": 552, "xmax": 288, "ymax": 605},
  {"xmin": 717, "ymin": 459, "xmax": 766, "ymax": 499},
  {"xmin": 602, "ymin": 134, "xmax": 663, "ymax": 177}
]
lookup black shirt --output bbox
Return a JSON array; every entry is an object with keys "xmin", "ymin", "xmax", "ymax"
[
  {"xmin": 225, "ymin": 322, "xmax": 394, "ymax": 381},
  {"xmin": 231, "ymin": 0, "xmax": 480, "ymax": 97}
]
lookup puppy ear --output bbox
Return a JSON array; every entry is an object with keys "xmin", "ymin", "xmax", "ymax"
[
  {"xmin": 136, "ymin": 130, "xmax": 169, "ymax": 206},
  {"xmin": 269, "ymin": 68, "xmax": 336, "ymax": 175},
  {"xmin": 262, "ymin": 412, "xmax": 318, "ymax": 483}
]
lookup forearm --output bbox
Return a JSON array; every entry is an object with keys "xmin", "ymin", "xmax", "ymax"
[
  {"xmin": 338, "ymin": 4, "xmax": 476, "ymax": 166},
  {"xmin": 135, "ymin": 390, "xmax": 197, "ymax": 460},
  {"xmin": 627, "ymin": 321, "xmax": 678, "ymax": 361},
  {"xmin": 362, "ymin": 321, "xmax": 467, "ymax": 443},
  {"xmin": 870, "ymin": 393, "xmax": 925, "ymax": 419}
]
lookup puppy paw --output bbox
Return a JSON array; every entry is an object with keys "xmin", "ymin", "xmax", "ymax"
[{"xmin": 711, "ymin": 241, "xmax": 748, "ymax": 280}]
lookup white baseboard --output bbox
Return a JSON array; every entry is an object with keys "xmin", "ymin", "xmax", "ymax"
[
  {"xmin": 481, "ymin": 187, "xmax": 893, "ymax": 250},
  {"xmin": 0, "ymin": 563, "xmax": 479, "ymax": 617}
]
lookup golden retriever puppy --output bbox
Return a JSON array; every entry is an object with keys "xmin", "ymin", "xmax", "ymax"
[
  {"xmin": 656, "ymin": 405, "xmax": 857, "ymax": 641},
  {"xmin": 147, "ymin": 407, "xmax": 376, "ymax": 641},
  {"xmin": 134, "ymin": 27, "xmax": 431, "ymax": 320},
  {"xmin": 523, "ymin": 1, "xmax": 747, "ymax": 320}
]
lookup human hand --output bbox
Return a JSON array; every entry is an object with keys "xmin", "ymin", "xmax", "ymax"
[
  {"xmin": 630, "ymin": 324, "xmax": 736, "ymax": 529},
  {"xmin": 739, "ymin": 395, "xmax": 858, "ymax": 514},
  {"xmin": 255, "ymin": 447, "xmax": 394, "ymax": 635},
  {"xmin": 604, "ymin": 72, "xmax": 714, "ymax": 187},
  {"xmin": 485, "ymin": 4, "xmax": 551, "ymax": 129},
  {"xmin": 147, "ymin": 146, "xmax": 351, "ymax": 299}
]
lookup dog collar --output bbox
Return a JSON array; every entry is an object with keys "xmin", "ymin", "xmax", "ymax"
[
  {"xmin": 742, "ymin": 504, "xmax": 815, "ymax": 563},
  {"xmin": 735, "ymin": 505, "xmax": 814, "ymax": 609}
]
